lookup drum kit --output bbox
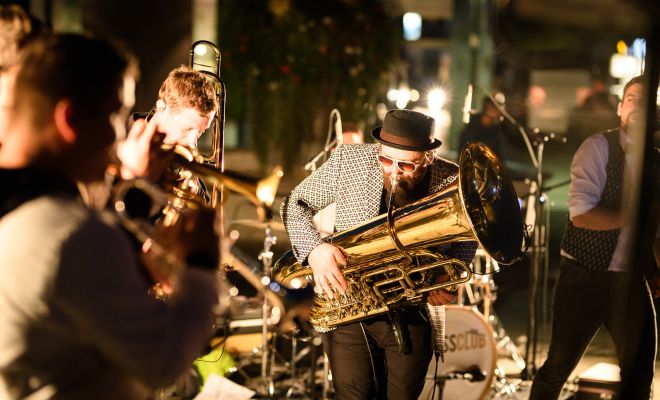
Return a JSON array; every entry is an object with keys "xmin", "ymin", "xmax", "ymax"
[
  {"xmin": 212, "ymin": 222, "xmax": 528, "ymax": 400},
  {"xmin": 419, "ymin": 248, "xmax": 528, "ymax": 400},
  {"xmin": 211, "ymin": 217, "xmax": 327, "ymax": 400}
]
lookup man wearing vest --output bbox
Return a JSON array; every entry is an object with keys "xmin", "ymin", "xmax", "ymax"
[{"xmin": 530, "ymin": 75, "xmax": 657, "ymax": 399}]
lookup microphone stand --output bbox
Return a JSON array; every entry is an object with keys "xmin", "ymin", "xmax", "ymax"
[
  {"xmin": 476, "ymin": 88, "xmax": 566, "ymax": 381},
  {"xmin": 304, "ymin": 109, "xmax": 343, "ymax": 172},
  {"xmin": 301, "ymin": 108, "xmax": 343, "ymax": 399},
  {"xmin": 304, "ymin": 138, "xmax": 338, "ymax": 172}
]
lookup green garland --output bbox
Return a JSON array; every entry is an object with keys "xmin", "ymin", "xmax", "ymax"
[{"xmin": 218, "ymin": 0, "xmax": 401, "ymax": 168}]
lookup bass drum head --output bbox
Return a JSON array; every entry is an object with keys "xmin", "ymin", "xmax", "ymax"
[{"xmin": 419, "ymin": 305, "xmax": 496, "ymax": 400}]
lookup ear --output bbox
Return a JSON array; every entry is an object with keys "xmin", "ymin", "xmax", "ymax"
[
  {"xmin": 617, "ymin": 101, "xmax": 622, "ymax": 117},
  {"xmin": 53, "ymin": 99, "xmax": 77, "ymax": 144},
  {"xmin": 156, "ymin": 99, "xmax": 166, "ymax": 112}
]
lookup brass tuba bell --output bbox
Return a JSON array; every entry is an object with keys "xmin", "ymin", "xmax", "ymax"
[{"xmin": 272, "ymin": 142, "xmax": 525, "ymax": 332}]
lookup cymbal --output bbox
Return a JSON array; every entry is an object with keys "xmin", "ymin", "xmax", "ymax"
[{"xmin": 229, "ymin": 219, "xmax": 286, "ymax": 232}]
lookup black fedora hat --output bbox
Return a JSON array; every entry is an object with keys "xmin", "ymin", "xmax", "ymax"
[{"xmin": 371, "ymin": 109, "xmax": 441, "ymax": 151}]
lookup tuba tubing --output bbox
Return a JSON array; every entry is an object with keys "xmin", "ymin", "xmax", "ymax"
[{"xmin": 272, "ymin": 142, "xmax": 525, "ymax": 332}]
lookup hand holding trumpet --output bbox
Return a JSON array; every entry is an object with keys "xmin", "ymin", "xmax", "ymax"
[
  {"xmin": 140, "ymin": 205, "xmax": 220, "ymax": 294},
  {"xmin": 115, "ymin": 115, "xmax": 173, "ymax": 180}
]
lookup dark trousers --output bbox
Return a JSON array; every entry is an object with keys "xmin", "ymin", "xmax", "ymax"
[
  {"xmin": 530, "ymin": 258, "xmax": 657, "ymax": 400},
  {"xmin": 322, "ymin": 310, "xmax": 432, "ymax": 400}
]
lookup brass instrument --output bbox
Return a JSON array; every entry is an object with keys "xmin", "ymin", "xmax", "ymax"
[
  {"xmin": 189, "ymin": 40, "xmax": 226, "ymax": 207},
  {"xmin": 113, "ymin": 152, "xmax": 283, "ymax": 278},
  {"xmin": 161, "ymin": 143, "xmax": 283, "ymax": 222},
  {"xmin": 114, "ymin": 41, "xmax": 283, "ymax": 286},
  {"xmin": 272, "ymin": 142, "xmax": 525, "ymax": 332}
]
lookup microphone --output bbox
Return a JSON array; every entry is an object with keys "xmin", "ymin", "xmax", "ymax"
[
  {"xmin": 462, "ymin": 84, "xmax": 473, "ymax": 124},
  {"xmin": 331, "ymin": 108, "xmax": 343, "ymax": 145},
  {"xmin": 426, "ymin": 304, "xmax": 446, "ymax": 362}
]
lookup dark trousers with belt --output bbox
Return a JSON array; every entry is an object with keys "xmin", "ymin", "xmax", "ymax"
[
  {"xmin": 322, "ymin": 310, "xmax": 432, "ymax": 400},
  {"xmin": 530, "ymin": 257, "xmax": 657, "ymax": 400}
]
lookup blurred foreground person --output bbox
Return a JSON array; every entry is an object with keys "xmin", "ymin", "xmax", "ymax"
[
  {"xmin": 530, "ymin": 76, "xmax": 657, "ymax": 399},
  {"xmin": 0, "ymin": 34, "xmax": 221, "ymax": 399},
  {"xmin": 0, "ymin": 4, "xmax": 48, "ymax": 145}
]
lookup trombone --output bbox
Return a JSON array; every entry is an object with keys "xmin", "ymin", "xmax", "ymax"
[{"xmin": 189, "ymin": 40, "xmax": 226, "ymax": 207}]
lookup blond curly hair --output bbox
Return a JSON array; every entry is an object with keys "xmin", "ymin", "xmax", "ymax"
[
  {"xmin": 0, "ymin": 5, "xmax": 32, "ymax": 70},
  {"xmin": 158, "ymin": 66, "xmax": 218, "ymax": 115}
]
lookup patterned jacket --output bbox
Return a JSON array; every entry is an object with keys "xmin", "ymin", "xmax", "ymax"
[{"xmin": 281, "ymin": 144, "xmax": 477, "ymax": 265}]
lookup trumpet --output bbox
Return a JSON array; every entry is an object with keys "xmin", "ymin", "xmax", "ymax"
[
  {"xmin": 162, "ymin": 143, "xmax": 283, "ymax": 220},
  {"xmin": 112, "ymin": 144, "xmax": 283, "ymax": 273}
]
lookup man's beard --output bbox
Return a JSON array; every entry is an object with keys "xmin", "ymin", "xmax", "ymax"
[
  {"xmin": 621, "ymin": 111, "xmax": 642, "ymax": 134},
  {"xmin": 383, "ymin": 168, "xmax": 428, "ymax": 207}
]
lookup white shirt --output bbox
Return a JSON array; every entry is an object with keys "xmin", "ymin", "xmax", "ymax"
[
  {"xmin": 562, "ymin": 130, "xmax": 635, "ymax": 272},
  {"xmin": 0, "ymin": 195, "xmax": 219, "ymax": 399}
]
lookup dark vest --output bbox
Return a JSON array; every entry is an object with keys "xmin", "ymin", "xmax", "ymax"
[{"xmin": 560, "ymin": 129, "xmax": 625, "ymax": 271}]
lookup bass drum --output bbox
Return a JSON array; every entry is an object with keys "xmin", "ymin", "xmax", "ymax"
[{"xmin": 419, "ymin": 305, "xmax": 496, "ymax": 400}]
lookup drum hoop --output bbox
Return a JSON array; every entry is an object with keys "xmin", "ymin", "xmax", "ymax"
[{"xmin": 444, "ymin": 305, "xmax": 497, "ymax": 400}]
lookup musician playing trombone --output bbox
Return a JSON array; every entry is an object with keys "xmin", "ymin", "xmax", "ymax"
[
  {"xmin": 119, "ymin": 65, "xmax": 218, "ymax": 199},
  {"xmin": 0, "ymin": 34, "xmax": 221, "ymax": 399},
  {"xmin": 281, "ymin": 109, "xmax": 477, "ymax": 400}
]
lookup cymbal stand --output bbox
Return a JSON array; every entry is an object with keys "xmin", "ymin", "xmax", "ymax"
[
  {"xmin": 258, "ymin": 224, "xmax": 277, "ymax": 397},
  {"xmin": 283, "ymin": 334, "xmax": 315, "ymax": 399},
  {"xmin": 459, "ymin": 249, "xmax": 527, "ymax": 398},
  {"xmin": 521, "ymin": 136, "xmax": 557, "ymax": 380}
]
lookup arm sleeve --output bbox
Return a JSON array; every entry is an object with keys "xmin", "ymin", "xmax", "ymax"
[
  {"xmin": 568, "ymin": 134, "xmax": 609, "ymax": 219},
  {"xmin": 280, "ymin": 146, "xmax": 342, "ymax": 263},
  {"xmin": 54, "ymin": 217, "xmax": 220, "ymax": 388}
]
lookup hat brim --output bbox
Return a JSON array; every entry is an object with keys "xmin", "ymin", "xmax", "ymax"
[{"xmin": 371, "ymin": 126, "xmax": 442, "ymax": 151}]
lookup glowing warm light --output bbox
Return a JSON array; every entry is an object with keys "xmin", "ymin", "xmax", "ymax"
[
  {"xmin": 616, "ymin": 40, "xmax": 627, "ymax": 55},
  {"xmin": 403, "ymin": 12, "xmax": 422, "ymax": 41},
  {"xmin": 270, "ymin": 307, "xmax": 281, "ymax": 324},
  {"xmin": 610, "ymin": 53, "xmax": 638, "ymax": 78},
  {"xmin": 256, "ymin": 167, "xmax": 283, "ymax": 206},
  {"xmin": 291, "ymin": 278, "xmax": 303, "ymax": 289},
  {"xmin": 229, "ymin": 229, "xmax": 240, "ymax": 240},
  {"xmin": 395, "ymin": 89, "xmax": 410, "ymax": 109},
  {"xmin": 261, "ymin": 276, "xmax": 271, "ymax": 286},
  {"xmin": 194, "ymin": 44, "xmax": 208, "ymax": 56},
  {"xmin": 427, "ymin": 88, "xmax": 447, "ymax": 111},
  {"xmin": 376, "ymin": 103, "xmax": 388, "ymax": 121},
  {"xmin": 229, "ymin": 286, "xmax": 239, "ymax": 296},
  {"xmin": 410, "ymin": 89, "xmax": 420, "ymax": 102},
  {"xmin": 257, "ymin": 187, "xmax": 275, "ymax": 207},
  {"xmin": 387, "ymin": 89, "xmax": 398, "ymax": 102},
  {"xmin": 528, "ymin": 86, "xmax": 547, "ymax": 107}
]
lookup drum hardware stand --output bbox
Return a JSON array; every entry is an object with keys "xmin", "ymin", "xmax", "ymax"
[
  {"xmin": 255, "ymin": 224, "xmax": 277, "ymax": 397},
  {"xmin": 317, "ymin": 353, "xmax": 329, "ymax": 400},
  {"xmin": 282, "ymin": 334, "xmax": 315, "ymax": 399},
  {"xmin": 459, "ymin": 249, "xmax": 527, "ymax": 396}
]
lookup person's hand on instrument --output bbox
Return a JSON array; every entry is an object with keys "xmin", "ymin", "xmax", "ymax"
[
  {"xmin": 427, "ymin": 273, "xmax": 457, "ymax": 306},
  {"xmin": 308, "ymin": 243, "xmax": 347, "ymax": 300},
  {"xmin": 116, "ymin": 116, "xmax": 171, "ymax": 180},
  {"xmin": 142, "ymin": 207, "xmax": 220, "ymax": 293}
]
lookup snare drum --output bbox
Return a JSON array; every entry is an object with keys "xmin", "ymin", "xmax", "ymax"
[{"xmin": 419, "ymin": 305, "xmax": 496, "ymax": 400}]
